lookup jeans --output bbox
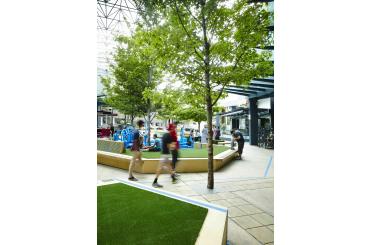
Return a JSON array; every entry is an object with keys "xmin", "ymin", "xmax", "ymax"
[
  {"xmin": 171, "ymin": 150, "xmax": 179, "ymax": 169},
  {"xmin": 237, "ymin": 141, "xmax": 244, "ymax": 156}
]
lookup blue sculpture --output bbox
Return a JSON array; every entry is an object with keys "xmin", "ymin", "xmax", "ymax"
[
  {"xmin": 121, "ymin": 128, "xmax": 134, "ymax": 148},
  {"xmin": 113, "ymin": 131, "xmax": 120, "ymax": 141}
]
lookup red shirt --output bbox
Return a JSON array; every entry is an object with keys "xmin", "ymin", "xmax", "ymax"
[
  {"xmin": 167, "ymin": 124, "xmax": 179, "ymax": 150},
  {"xmin": 170, "ymin": 129, "xmax": 179, "ymax": 149}
]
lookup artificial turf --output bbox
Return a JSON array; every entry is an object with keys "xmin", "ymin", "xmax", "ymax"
[
  {"xmin": 97, "ymin": 183, "xmax": 208, "ymax": 245},
  {"xmin": 123, "ymin": 145, "xmax": 230, "ymax": 158}
]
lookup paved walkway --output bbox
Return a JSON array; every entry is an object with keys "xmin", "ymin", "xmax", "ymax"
[{"xmin": 97, "ymin": 144, "xmax": 274, "ymax": 245}]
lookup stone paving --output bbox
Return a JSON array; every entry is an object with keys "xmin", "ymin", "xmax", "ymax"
[{"xmin": 97, "ymin": 144, "xmax": 274, "ymax": 245}]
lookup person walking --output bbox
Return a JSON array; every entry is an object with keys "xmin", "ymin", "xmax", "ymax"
[
  {"xmin": 201, "ymin": 125, "xmax": 208, "ymax": 144},
  {"xmin": 128, "ymin": 120, "xmax": 145, "ymax": 181},
  {"xmin": 232, "ymin": 128, "xmax": 245, "ymax": 160},
  {"xmin": 152, "ymin": 126, "xmax": 178, "ymax": 188},
  {"xmin": 194, "ymin": 130, "xmax": 201, "ymax": 142},
  {"xmin": 168, "ymin": 123, "xmax": 180, "ymax": 177},
  {"xmin": 215, "ymin": 126, "xmax": 221, "ymax": 140},
  {"xmin": 212, "ymin": 125, "xmax": 216, "ymax": 140}
]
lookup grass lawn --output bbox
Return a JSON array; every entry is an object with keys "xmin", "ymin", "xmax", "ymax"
[
  {"xmin": 123, "ymin": 145, "xmax": 230, "ymax": 158},
  {"xmin": 98, "ymin": 183, "xmax": 208, "ymax": 245}
]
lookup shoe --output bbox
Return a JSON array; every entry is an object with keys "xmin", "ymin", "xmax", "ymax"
[
  {"xmin": 172, "ymin": 177, "xmax": 179, "ymax": 183},
  {"xmin": 152, "ymin": 182, "xmax": 163, "ymax": 188},
  {"xmin": 128, "ymin": 176, "xmax": 138, "ymax": 181}
]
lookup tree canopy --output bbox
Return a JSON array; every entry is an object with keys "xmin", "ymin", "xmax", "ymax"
[{"xmin": 101, "ymin": 26, "xmax": 166, "ymax": 125}]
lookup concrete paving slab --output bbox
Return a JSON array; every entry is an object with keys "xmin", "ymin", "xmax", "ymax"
[
  {"xmin": 228, "ymin": 207, "xmax": 248, "ymax": 218},
  {"xmin": 172, "ymin": 185, "xmax": 194, "ymax": 191},
  {"xmin": 188, "ymin": 183, "xmax": 225, "ymax": 194},
  {"xmin": 247, "ymin": 226, "xmax": 274, "ymax": 244},
  {"xmin": 174, "ymin": 189, "xmax": 200, "ymax": 196},
  {"xmin": 176, "ymin": 173, "xmax": 205, "ymax": 181},
  {"xmin": 202, "ymin": 193, "xmax": 224, "ymax": 201},
  {"xmin": 251, "ymin": 213, "xmax": 274, "ymax": 226},
  {"xmin": 236, "ymin": 204, "xmax": 264, "ymax": 215},
  {"xmin": 232, "ymin": 215, "xmax": 262, "ymax": 229},
  {"xmin": 211, "ymin": 199, "xmax": 235, "ymax": 208},
  {"xmin": 234, "ymin": 188, "xmax": 274, "ymax": 216},
  {"xmin": 190, "ymin": 195, "xmax": 208, "ymax": 202},
  {"xmin": 217, "ymin": 192, "xmax": 239, "ymax": 199},
  {"xmin": 228, "ymin": 197, "xmax": 251, "ymax": 206},
  {"xmin": 227, "ymin": 219, "xmax": 262, "ymax": 245}
]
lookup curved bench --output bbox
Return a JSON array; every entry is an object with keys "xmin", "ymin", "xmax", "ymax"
[{"xmin": 97, "ymin": 149, "xmax": 238, "ymax": 173}]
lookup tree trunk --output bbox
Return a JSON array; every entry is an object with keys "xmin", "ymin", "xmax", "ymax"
[
  {"xmin": 131, "ymin": 114, "xmax": 134, "ymax": 125},
  {"xmin": 147, "ymin": 104, "xmax": 151, "ymax": 145},
  {"xmin": 206, "ymin": 95, "xmax": 214, "ymax": 189},
  {"xmin": 147, "ymin": 66, "xmax": 153, "ymax": 145},
  {"xmin": 198, "ymin": 121, "xmax": 201, "ymax": 132},
  {"xmin": 201, "ymin": 2, "xmax": 214, "ymax": 189}
]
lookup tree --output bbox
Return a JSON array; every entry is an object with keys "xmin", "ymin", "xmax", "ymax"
[
  {"xmin": 136, "ymin": 0, "xmax": 273, "ymax": 189},
  {"xmin": 176, "ymin": 107, "xmax": 206, "ymax": 131},
  {"xmin": 102, "ymin": 26, "xmax": 167, "ymax": 144},
  {"xmin": 144, "ymin": 86, "xmax": 184, "ymax": 123},
  {"xmin": 174, "ymin": 88, "xmax": 205, "ymax": 131},
  {"xmin": 101, "ymin": 57, "xmax": 148, "ymax": 125},
  {"xmin": 119, "ymin": 26, "xmax": 170, "ymax": 144}
]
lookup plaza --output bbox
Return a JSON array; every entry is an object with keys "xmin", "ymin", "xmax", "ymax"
[
  {"xmin": 97, "ymin": 0, "xmax": 274, "ymax": 244},
  {"xmin": 98, "ymin": 144, "xmax": 274, "ymax": 244},
  {"xmin": 2, "ymin": 0, "xmax": 368, "ymax": 244}
]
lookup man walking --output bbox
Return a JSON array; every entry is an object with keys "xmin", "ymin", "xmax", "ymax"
[
  {"xmin": 201, "ymin": 125, "xmax": 208, "ymax": 144},
  {"xmin": 152, "ymin": 126, "xmax": 178, "ymax": 188},
  {"xmin": 128, "ymin": 120, "xmax": 145, "ymax": 181},
  {"xmin": 168, "ymin": 123, "xmax": 180, "ymax": 177},
  {"xmin": 232, "ymin": 128, "xmax": 245, "ymax": 160}
]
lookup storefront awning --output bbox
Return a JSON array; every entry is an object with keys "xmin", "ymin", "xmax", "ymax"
[{"xmin": 221, "ymin": 110, "xmax": 244, "ymax": 117}]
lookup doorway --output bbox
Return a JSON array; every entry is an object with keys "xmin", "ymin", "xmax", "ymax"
[{"xmin": 232, "ymin": 118, "xmax": 239, "ymax": 130}]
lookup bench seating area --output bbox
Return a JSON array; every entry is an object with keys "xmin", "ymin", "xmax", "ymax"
[
  {"xmin": 97, "ymin": 140, "xmax": 238, "ymax": 173},
  {"xmin": 97, "ymin": 139, "xmax": 125, "ymax": 154}
]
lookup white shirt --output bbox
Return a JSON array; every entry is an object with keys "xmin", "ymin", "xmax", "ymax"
[{"xmin": 201, "ymin": 128, "xmax": 208, "ymax": 143}]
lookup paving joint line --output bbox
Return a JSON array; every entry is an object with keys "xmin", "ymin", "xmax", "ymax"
[{"xmin": 229, "ymin": 218, "xmax": 264, "ymax": 245}]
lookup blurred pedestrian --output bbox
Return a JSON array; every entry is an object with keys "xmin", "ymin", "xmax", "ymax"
[
  {"xmin": 215, "ymin": 126, "xmax": 221, "ymax": 140},
  {"xmin": 201, "ymin": 124, "xmax": 208, "ymax": 144},
  {"xmin": 128, "ymin": 120, "xmax": 145, "ymax": 181},
  {"xmin": 168, "ymin": 123, "xmax": 180, "ymax": 177},
  {"xmin": 152, "ymin": 126, "xmax": 178, "ymax": 187}
]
